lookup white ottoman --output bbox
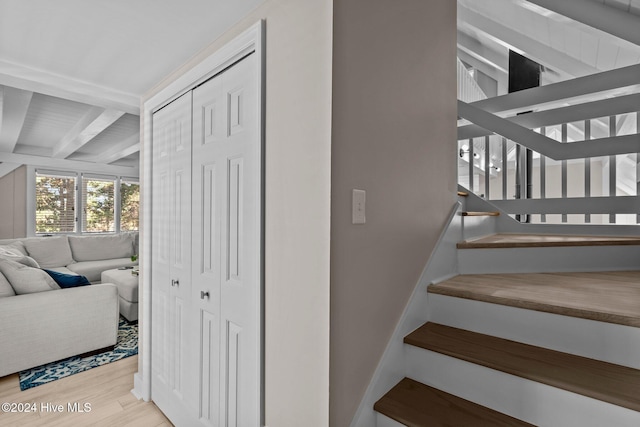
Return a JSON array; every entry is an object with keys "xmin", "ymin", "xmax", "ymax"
[{"xmin": 101, "ymin": 268, "xmax": 139, "ymax": 322}]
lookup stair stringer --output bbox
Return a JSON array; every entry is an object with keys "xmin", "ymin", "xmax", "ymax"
[{"xmin": 349, "ymin": 202, "xmax": 462, "ymax": 427}]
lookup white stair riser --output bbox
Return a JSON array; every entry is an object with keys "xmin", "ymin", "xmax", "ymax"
[
  {"xmin": 461, "ymin": 214, "xmax": 497, "ymax": 241},
  {"xmin": 458, "ymin": 245, "xmax": 640, "ymax": 274},
  {"xmin": 428, "ymin": 294, "xmax": 640, "ymax": 369},
  {"xmin": 376, "ymin": 413, "xmax": 405, "ymax": 427},
  {"xmin": 406, "ymin": 346, "xmax": 640, "ymax": 427}
]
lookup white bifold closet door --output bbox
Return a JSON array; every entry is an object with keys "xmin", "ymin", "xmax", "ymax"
[
  {"xmin": 151, "ymin": 90, "xmax": 197, "ymax": 425},
  {"xmin": 151, "ymin": 52, "xmax": 262, "ymax": 427},
  {"xmin": 191, "ymin": 53, "xmax": 261, "ymax": 427}
]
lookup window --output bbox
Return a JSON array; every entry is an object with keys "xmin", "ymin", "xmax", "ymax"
[
  {"xmin": 34, "ymin": 170, "xmax": 139, "ymax": 235},
  {"xmin": 82, "ymin": 176, "xmax": 116, "ymax": 233},
  {"xmin": 120, "ymin": 180, "xmax": 140, "ymax": 231},
  {"xmin": 35, "ymin": 172, "xmax": 77, "ymax": 233}
]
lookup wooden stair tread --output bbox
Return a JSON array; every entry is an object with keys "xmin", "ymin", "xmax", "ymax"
[
  {"xmin": 457, "ymin": 190, "xmax": 468, "ymax": 197},
  {"xmin": 374, "ymin": 377, "xmax": 534, "ymax": 427},
  {"xmin": 428, "ymin": 271, "xmax": 640, "ymax": 327},
  {"xmin": 405, "ymin": 323, "xmax": 640, "ymax": 412},
  {"xmin": 458, "ymin": 233, "xmax": 640, "ymax": 249},
  {"xmin": 461, "ymin": 211, "xmax": 500, "ymax": 217}
]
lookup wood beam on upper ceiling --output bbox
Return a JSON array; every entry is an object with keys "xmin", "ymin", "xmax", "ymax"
[
  {"xmin": 1, "ymin": 152, "xmax": 138, "ymax": 177},
  {"xmin": 458, "ymin": 4, "xmax": 601, "ymax": 78},
  {"xmin": 0, "ymin": 60, "xmax": 139, "ymax": 115},
  {"xmin": 52, "ymin": 108, "xmax": 125, "ymax": 159},
  {"xmin": 0, "ymin": 86, "xmax": 33, "ymax": 153},
  {"xmin": 526, "ymin": 0, "xmax": 640, "ymax": 47}
]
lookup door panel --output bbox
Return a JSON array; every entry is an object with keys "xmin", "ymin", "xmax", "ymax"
[
  {"xmin": 151, "ymin": 92, "xmax": 197, "ymax": 424},
  {"xmin": 192, "ymin": 53, "xmax": 261, "ymax": 427}
]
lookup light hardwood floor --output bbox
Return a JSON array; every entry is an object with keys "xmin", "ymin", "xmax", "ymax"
[{"xmin": 0, "ymin": 356, "xmax": 172, "ymax": 426}]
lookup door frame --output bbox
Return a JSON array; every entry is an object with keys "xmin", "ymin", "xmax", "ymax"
[{"xmin": 134, "ymin": 21, "xmax": 265, "ymax": 418}]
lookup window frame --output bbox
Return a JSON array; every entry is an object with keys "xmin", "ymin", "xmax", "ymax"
[{"xmin": 30, "ymin": 168, "xmax": 139, "ymax": 236}]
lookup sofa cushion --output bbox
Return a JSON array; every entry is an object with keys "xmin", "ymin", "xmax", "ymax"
[
  {"xmin": 23, "ymin": 236, "xmax": 74, "ymax": 268},
  {"xmin": 67, "ymin": 258, "xmax": 137, "ymax": 283},
  {"xmin": 0, "ymin": 245, "xmax": 40, "ymax": 268},
  {"xmin": 43, "ymin": 269, "xmax": 91, "ymax": 288},
  {"xmin": 68, "ymin": 234, "xmax": 134, "ymax": 262},
  {"xmin": 0, "ymin": 259, "xmax": 60, "ymax": 294},
  {"xmin": 0, "ymin": 241, "xmax": 28, "ymax": 256},
  {"xmin": 0, "ymin": 272, "xmax": 15, "ymax": 297}
]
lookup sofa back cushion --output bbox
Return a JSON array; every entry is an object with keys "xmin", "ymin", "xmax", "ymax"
[
  {"xmin": 23, "ymin": 236, "xmax": 74, "ymax": 268},
  {"xmin": 0, "ymin": 245, "xmax": 40, "ymax": 268},
  {"xmin": 0, "ymin": 259, "xmax": 60, "ymax": 294},
  {"xmin": 68, "ymin": 234, "xmax": 134, "ymax": 262},
  {"xmin": 0, "ymin": 241, "xmax": 28, "ymax": 255},
  {"xmin": 0, "ymin": 272, "xmax": 15, "ymax": 297}
]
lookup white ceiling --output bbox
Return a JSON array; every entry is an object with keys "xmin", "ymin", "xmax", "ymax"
[
  {"xmin": 0, "ymin": 0, "xmax": 265, "ymax": 177},
  {"xmin": 458, "ymin": 0, "xmax": 640, "ymax": 90}
]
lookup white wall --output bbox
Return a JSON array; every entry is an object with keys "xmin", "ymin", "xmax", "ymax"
[
  {"xmin": 0, "ymin": 166, "xmax": 27, "ymax": 239},
  {"xmin": 141, "ymin": 1, "xmax": 332, "ymax": 425}
]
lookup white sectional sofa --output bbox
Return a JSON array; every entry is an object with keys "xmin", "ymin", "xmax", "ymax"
[{"xmin": 0, "ymin": 233, "xmax": 138, "ymax": 377}]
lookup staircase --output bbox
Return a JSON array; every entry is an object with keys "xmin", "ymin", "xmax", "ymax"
[{"xmin": 365, "ymin": 191, "xmax": 640, "ymax": 426}]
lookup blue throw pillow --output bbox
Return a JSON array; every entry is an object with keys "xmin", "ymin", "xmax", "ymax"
[{"xmin": 43, "ymin": 269, "xmax": 91, "ymax": 288}]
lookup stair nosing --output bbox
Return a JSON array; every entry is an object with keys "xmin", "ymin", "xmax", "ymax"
[
  {"xmin": 461, "ymin": 211, "xmax": 500, "ymax": 217},
  {"xmin": 457, "ymin": 233, "xmax": 640, "ymax": 249},
  {"xmin": 405, "ymin": 322, "xmax": 640, "ymax": 413}
]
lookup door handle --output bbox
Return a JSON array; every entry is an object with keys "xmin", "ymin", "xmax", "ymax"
[
  {"xmin": 200, "ymin": 291, "xmax": 210, "ymax": 300},
  {"xmin": 171, "ymin": 279, "xmax": 180, "ymax": 287}
]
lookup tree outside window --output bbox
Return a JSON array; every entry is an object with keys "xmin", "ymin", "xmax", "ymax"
[
  {"xmin": 121, "ymin": 180, "xmax": 140, "ymax": 231},
  {"xmin": 35, "ymin": 174, "xmax": 76, "ymax": 233},
  {"xmin": 82, "ymin": 177, "xmax": 115, "ymax": 233}
]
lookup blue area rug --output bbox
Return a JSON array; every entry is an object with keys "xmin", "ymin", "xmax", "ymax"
[{"xmin": 19, "ymin": 317, "xmax": 138, "ymax": 391}]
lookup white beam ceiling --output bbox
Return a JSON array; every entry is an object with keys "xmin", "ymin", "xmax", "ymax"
[
  {"xmin": 526, "ymin": 0, "xmax": 640, "ymax": 47},
  {"xmin": 0, "ymin": 86, "xmax": 33, "ymax": 152},
  {"xmin": 52, "ymin": 107, "xmax": 125, "ymax": 159},
  {"xmin": 0, "ymin": 60, "xmax": 139, "ymax": 115},
  {"xmin": 458, "ymin": 4, "xmax": 601, "ymax": 77},
  {"xmin": 457, "ymin": 31, "xmax": 509, "ymax": 74},
  {"xmin": 71, "ymin": 134, "xmax": 140, "ymax": 164},
  {"xmin": 1, "ymin": 152, "xmax": 138, "ymax": 177}
]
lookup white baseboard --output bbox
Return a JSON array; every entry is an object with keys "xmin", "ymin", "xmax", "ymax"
[{"xmin": 132, "ymin": 372, "xmax": 150, "ymax": 401}]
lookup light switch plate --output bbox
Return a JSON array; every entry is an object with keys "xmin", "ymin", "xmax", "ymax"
[{"xmin": 352, "ymin": 189, "xmax": 366, "ymax": 224}]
